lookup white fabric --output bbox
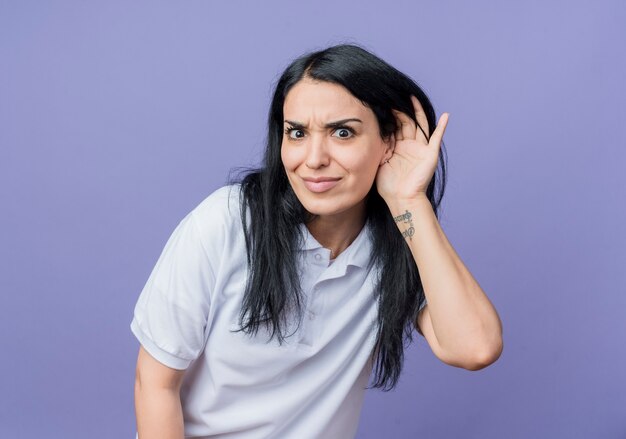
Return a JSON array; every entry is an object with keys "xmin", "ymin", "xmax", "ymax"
[{"xmin": 131, "ymin": 184, "xmax": 426, "ymax": 438}]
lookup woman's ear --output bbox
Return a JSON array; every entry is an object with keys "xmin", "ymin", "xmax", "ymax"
[{"xmin": 379, "ymin": 133, "xmax": 395, "ymax": 165}]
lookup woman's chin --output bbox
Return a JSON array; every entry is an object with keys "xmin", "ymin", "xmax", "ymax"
[{"xmin": 298, "ymin": 198, "xmax": 366, "ymax": 223}]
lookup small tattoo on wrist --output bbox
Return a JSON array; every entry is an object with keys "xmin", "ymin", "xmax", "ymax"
[
  {"xmin": 393, "ymin": 210, "xmax": 415, "ymax": 241},
  {"xmin": 393, "ymin": 211, "xmax": 411, "ymax": 223}
]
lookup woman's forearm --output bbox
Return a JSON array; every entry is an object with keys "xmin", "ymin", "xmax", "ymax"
[
  {"xmin": 135, "ymin": 383, "xmax": 185, "ymax": 439},
  {"xmin": 388, "ymin": 195, "xmax": 503, "ymax": 366}
]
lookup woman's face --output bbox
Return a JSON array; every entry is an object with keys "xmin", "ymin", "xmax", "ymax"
[{"xmin": 281, "ymin": 78, "xmax": 393, "ymax": 222}]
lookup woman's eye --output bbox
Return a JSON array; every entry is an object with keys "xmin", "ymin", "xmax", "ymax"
[
  {"xmin": 286, "ymin": 128, "xmax": 305, "ymax": 139},
  {"xmin": 332, "ymin": 127, "xmax": 354, "ymax": 139}
]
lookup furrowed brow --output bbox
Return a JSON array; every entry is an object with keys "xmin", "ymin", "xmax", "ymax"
[
  {"xmin": 324, "ymin": 118, "xmax": 363, "ymax": 128},
  {"xmin": 284, "ymin": 118, "xmax": 363, "ymax": 129},
  {"xmin": 284, "ymin": 120, "xmax": 306, "ymax": 129}
]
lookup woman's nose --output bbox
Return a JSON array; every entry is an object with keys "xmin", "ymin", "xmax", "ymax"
[{"xmin": 305, "ymin": 135, "xmax": 330, "ymax": 169}]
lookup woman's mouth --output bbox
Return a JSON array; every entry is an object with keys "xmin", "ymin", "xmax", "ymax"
[{"xmin": 301, "ymin": 177, "xmax": 341, "ymax": 193}]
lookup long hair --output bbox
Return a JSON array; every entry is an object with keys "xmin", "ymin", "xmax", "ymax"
[{"xmin": 232, "ymin": 43, "xmax": 447, "ymax": 390}]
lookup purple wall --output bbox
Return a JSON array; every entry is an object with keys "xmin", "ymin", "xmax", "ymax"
[{"xmin": 1, "ymin": 1, "xmax": 625, "ymax": 437}]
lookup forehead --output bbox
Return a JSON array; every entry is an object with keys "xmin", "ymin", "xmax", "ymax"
[{"xmin": 283, "ymin": 79, "xmax": 371, "ymax": 120}]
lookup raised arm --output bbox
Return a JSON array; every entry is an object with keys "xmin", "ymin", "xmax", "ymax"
[
  {"xmin": 376, "ymin": 98, "xmax": 503, "ymax": 370},
  {"xmin": 400, "ymin": 197, "xmax": 502, "ymax": 370}
]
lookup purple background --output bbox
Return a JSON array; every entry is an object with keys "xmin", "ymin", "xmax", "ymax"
[{"xmin": 1, "ymin": 1, "xmax": 625, "ymax": 438}]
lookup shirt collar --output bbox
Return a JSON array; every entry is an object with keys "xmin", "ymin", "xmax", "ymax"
[{"xmin": 297, "ymin": 220, "xmax": 372, "ymax": 269}]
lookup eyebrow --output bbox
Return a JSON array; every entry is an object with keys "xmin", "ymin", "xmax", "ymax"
[{"xmin": 284, "ymin": 118, "xmax": 363, "ymax": 129}]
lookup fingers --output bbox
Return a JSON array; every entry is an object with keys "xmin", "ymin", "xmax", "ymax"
[
  {"xmin": 393, "ymin": 96, "xmax": 448, "ymax": 149},
  {"xmin": 428, "ymin": 112, "xmax": 449, "ymax": 148},
  {"xmin": 393, "ymin": 109, "xmax": 415, "ymax": 141},
  {"xmin": 393, "ymin": 96, "xmax": 430, "ymax": 143},
  {"xmin": 411, "ymin": 95, "xmax": 430, "ymax": 142}
]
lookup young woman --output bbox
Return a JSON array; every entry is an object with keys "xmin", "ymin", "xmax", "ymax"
[{"xmin": 132, "ymin": 44, "xmax": 503, "ymax": 438}]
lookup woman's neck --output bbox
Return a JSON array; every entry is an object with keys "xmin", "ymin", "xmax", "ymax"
[{"xmin": 305, "ymin": 203, "xmax": 366, "ymax": 259}]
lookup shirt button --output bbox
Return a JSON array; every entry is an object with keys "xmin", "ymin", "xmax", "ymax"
[
  {"xmin": 314, "ymin": 253, "xmax": 322, "ymax": 261},
  {"xmin": 309, "ymin": 312, "xmax": 316, "ymax": 320}
]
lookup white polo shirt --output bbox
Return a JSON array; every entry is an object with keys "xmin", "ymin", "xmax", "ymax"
[{"xmin": 131, "ymin": 184, "xmax": 424, "ymax": 438}]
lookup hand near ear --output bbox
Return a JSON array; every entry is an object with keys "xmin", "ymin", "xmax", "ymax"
[{"xmin": 375, "ymin": 95, "xmax": 449, "ymax": 205}]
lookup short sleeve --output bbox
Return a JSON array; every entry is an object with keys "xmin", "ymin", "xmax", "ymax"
[{"xmin": 130, "ymin": 210, "xmax": 214, "ymax": 370}]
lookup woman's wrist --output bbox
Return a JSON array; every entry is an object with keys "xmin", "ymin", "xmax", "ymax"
[
  {"xmin": 386, "ymin": 195, "xmax": 435, "ymax": 241},
  {"xmin": 385, "ymin": 194, "xmax": 431, "ymax": 217}
]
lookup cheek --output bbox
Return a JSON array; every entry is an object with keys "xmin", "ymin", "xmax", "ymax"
[
  {"xmin": 280, "ymin": 145, "xmax": 296, "ymax": 171},
  {"xmin": 341, "ymin": 150, "xmax": 381, "ymax": 179}
]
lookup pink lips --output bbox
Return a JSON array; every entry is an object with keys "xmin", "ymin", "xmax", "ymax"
[{"xmin": 302, "ymin": 177, "xmax": 341, "ymax": 193}]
